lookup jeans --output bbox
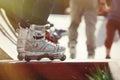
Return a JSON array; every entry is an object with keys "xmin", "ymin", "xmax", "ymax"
[
  {"xmin": 22, "ymin": 0, "xmax": 53, "ymax": 25},
  {"xmin": 68, "ymin": 0, "xmax": 98, "ymax": 54}
]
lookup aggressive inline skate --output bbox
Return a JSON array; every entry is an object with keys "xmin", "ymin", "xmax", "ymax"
[{"xmin": 17, "ymin": 23, "xmax": 66, "ymax": 61}]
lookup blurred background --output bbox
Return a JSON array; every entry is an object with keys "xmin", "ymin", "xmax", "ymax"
[{"xmin": 0, "ymin": 0, "xmax": 120, "ymax": 61}]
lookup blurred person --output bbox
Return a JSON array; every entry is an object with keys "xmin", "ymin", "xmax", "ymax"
[
  {"xmin": 68, "ymin": 0, "xmax": 98, "ymax": 59},
  {"xmin": 99, "ymin": 0, "xmax": 120, "ymax": 59},
  {"xmin": 98, "ymin": 0, "xmax": 111, "ymax": 16}
]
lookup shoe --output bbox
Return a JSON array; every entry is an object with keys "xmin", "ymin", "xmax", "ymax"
[
  {"xmin": 68, "ymin": 41, "xmax": 76, "ymax": 59},
  {"xmin": 106, "ymin": 56, "xmax": 111, "ymax": 59},
  {"xmin": 70, "ymin": 47, "xmax": 76, "ymax": 59}
]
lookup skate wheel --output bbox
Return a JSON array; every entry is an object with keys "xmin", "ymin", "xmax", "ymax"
[
  {"xmin": 60, "ymin": 55, "xmax": 66, "ymax": 61},
  {"xmin": 49, "ymin": 56, "xmax": 54, "ymax": 60},
  {"xmin": 17, "ymin": 54, "xmax": 24, "ymax": 61},
  {"xmin": 25, "ymin": 55, "xmax": 30, "ymax": 62}
]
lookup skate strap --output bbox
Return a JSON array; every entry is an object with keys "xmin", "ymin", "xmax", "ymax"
[{"xmin": 33, "ymin": 36, "xmax": 44, "ymax": 40}]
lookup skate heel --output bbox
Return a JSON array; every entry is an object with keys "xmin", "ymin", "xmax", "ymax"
[{"xmin": 17, "ymin": 26, "xmax": 28, "ymax": 60}]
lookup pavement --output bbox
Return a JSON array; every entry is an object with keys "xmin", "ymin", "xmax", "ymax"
[{"xmin": 0, "ymin": 14, "xmax": 120, "ymax": 80}]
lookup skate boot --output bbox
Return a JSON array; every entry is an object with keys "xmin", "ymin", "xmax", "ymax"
[
  {"xmin": 17, "ymin": 26, "xmax": 28, "ymax": 60},
  {"xmin": 24, "ymin": 24, "xmax": 66, "ymax": 62},
  {"xmin": 68, "ymin": 41, "xmax": 76, "ymax": 59}
]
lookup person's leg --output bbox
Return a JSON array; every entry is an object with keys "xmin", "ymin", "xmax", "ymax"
[
  {"xmin": 84, "ymin": 8, "xmax": 97, "ymax": 59},
  {"xmin": 22, "ymin": 0, "xmax": 53, "ymax": 25},
  {"xmin": 105, "ymin": 20, "xmax": 117, "ymax": 59},
  {"xmin": 68, "ymin": 0, "xmax": 83, "ymax": 59}
]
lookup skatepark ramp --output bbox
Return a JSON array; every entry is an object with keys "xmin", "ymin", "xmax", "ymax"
[
  {"xmin": 0, "ymin": 48, "xmax": 12, "ymax": 60},
  {"xmin": 0, "ymin": 9, "xmax": 17, "ymax": 60}
]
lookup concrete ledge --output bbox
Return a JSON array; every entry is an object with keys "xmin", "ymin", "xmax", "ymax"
[
  {"xmin": 0, "ymin": 48, "xmax": 12, "ymax": 60},
  {"xmin": 0, "ymin": 61, "xmax": 112, "ymax": 80}
]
